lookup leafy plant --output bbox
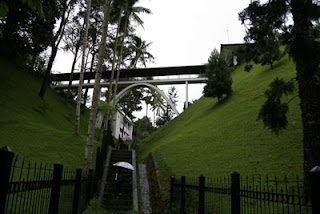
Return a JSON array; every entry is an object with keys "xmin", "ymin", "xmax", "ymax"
[
  {"xmin": 258, "ymin": 78, "xmax": 295, "ymax": 134},
  {"xmin": 203, "ymin": 49, "xmax": 232, "ymax": 101}
]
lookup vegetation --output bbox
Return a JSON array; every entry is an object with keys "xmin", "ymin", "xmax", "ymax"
[
  {"xmin": 84, "ymin": 0, "xmax": 111, "ymax": 174},
  {"xmin": 75, "ymin": 0, "xmax": 92, "ymax": 135},
  {"xmin": 0, "ymin": 58, "xmax": 99, "ymax": 168},
  {"xmin": 0, "ymin": 0, "xmax": 59, "ymax": 65},
  {"xmin": 239, "ymin": 0, "xmax": 320, "ymax": 185},
  {"xmin": 203, "ymin": 49, "xmax": 233, "ymax": 101},
  {"xmin": 133, "ymin": 116, "xmax": 156, "ymax": 142},
  {"xmin": 138, "ymin": 54, "xmax": 302, "ymax": 203},
  {"xmin": 239, "ymin": 0, "xmax": 285, "ymax": 69},
  {"xmin": 258, "ymin": 77, "xmax": 295, "ymax": 134},
  {"xmin": 156, "ymin": 86, "xmax": 178, "ymax": 127}
]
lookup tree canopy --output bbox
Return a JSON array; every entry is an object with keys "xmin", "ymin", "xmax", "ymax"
[
  {"xmin": 203, "ymin": 49, "xmax": 233, "ymax": 101},
  {"xmin": 239, "ymin": 0, "xmax": 320, "ymax": 189},
  {"xmin": 133, "ymin": 116, "xmax": 156, "ymax": 142},
  {"xmin": 156, "ymin": 86, "xmax": 178, "ymax": 127},
  {"xmin": 0, "ymin": 0, "xmax": 59, "ymax": 62},
  {"xmin": 239, "ymin": 0, "xmax": 287, "ymax": 69}
]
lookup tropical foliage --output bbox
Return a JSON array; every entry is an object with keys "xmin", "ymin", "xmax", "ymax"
[
  {"xmin": 156, "ymin": 86, "xmax": 178, "ymax": 127},
  {"xmin": 239, "ymin": 0, "xmax": 286, "ymax": 69},
  {"xmin": 203, "ymin": 49, "xmax": 232, "ymax": 101},
  {"xmin": 239, "ymin": 0, "xmax": 320, "ymax": 187},
  {"xmin": 133, "ymin": 116, "xmax": 157, "ymax": 142}
]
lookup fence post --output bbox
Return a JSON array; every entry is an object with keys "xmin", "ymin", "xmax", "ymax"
[
  {"xmin": 0, "ymin": 146, "xmax": 14, "ymax": 214},
  {"xmin": 86, "ymin": 169, "xmax": 94, "ymax": 204},
  {"xmin": 310, "ymin": 166, "xmax": 320, "ymax": 214},
  {"xmin": 181, "ymin": 176, "xmax": 186, "ymax": 214},
  {"xmin": 48, "ymin": 162, "xmax": 63, "ymax": 214},
  {"xmin": 231, "ymin": 172, "xmax": 240, "ymax": 214},
  {"xmin": 72, "ymin": 168, "xmax": 82, "ymax": 214},
  {"xmin": 170, "ymin": 176, "xmax": 175, "ymax": 211},
  {"xmin": 198, "ymin": 175, "xmax": 205, "ymax": 214}
]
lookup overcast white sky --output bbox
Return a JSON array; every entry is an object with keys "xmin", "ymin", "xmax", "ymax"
[{"xmin": 53, "ymin": 0, "xmax": 253, "ymax": 121}]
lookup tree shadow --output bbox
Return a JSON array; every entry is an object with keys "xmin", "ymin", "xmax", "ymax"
[{"xmin": 204, "ymin": 94, "xmax": 233, "ymax": 114}]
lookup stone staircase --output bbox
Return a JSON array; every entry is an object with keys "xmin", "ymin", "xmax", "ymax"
[{"xmin": 101, "ymin": 150, "xmax": 133, "ymax": 211}]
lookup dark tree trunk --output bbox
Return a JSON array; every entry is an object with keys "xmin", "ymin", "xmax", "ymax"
[
  {"xmin": 38, "ymin": 0, "xmax": 73, "ymax": 99},
  {"xmin": 28, "ymin": 52, "xmax": 37, "ymax": 73},
  {"xmin": 83, "ymin": 51, "xmax": 97, "ymax": 107},
  {"xmin": 292, "ymin": 0, "xmax": 320, "ymax": 193},
  {"xmin": 64, "ymin": 44, "xmax": 81, "ymax": 105},
  {"xmin": 38, "ymin": 44, "xmax": 58, "ymax": 99}
]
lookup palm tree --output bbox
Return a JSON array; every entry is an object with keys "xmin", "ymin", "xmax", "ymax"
[
  {"xmin": 128, "ymin": 35, "xmax": 154, "ymax": 68},
  {"xmin": 75, "ymin": 0, "xmax": 92, "ymax": 135},
  {"xmin": 106, "ymin": 0, "xmax": 125, "ymax": 103},
  {"xmin": 84, "ymin": 0, "xmax": 111, "ymax": 173},
  {"xmin": 112, "ymin": 0, "xmax": 151, "ymax": 96},
  {"xmin": 150, "ymin": 91, "xmax": 165, "ymax": 124},
  {"xmin": 150, "ymin": 92, "xmax": 165, "ymax": 116},
  {"xmin": 144, "ymin": 88, "xmax": 154, "ymax": 117}
]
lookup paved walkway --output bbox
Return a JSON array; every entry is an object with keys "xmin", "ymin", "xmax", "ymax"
[{"xmin": 139, "ymin": 164, "xmax": 152, "ymax": 214}]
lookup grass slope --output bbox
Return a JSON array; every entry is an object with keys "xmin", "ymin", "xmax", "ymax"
[
  {"xmin": 0, "ymin": 58, "xmax": 98, "ymax": 168},
  {"xmin": 139, "ymin": 55, "xmax": 303, "ymax": 180}
]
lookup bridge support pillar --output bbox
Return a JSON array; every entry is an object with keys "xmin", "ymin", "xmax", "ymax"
[{"xmin": 185, "ymin": 81, "xmax": 189, "ymax": 109}]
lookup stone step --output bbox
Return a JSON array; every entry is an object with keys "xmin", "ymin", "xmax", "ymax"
[
  {"xmin": 102, "ymin": 199, "xmax": 132, "ymax": 211},
  {"xmin": 104, "ymin": 195, "xmax": 132, "ymax": 201},
  {"xmin": 101, "ymin": 149, "xmax": 134, "ymax": 211},
  {"xmin": 112, "ymin": 149, "xmax": 132, "ymax": 154},
  {"xmin": 110, "ymin": 157, "xmax": 131, "ymax": 161},
  {"xmin": 105, "ymin": 184, "xmax": 132, "ymax": 191}
]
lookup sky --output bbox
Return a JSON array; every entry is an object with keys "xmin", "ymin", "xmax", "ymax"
[{"xmin": 53, "ymin": 0, "xmax": 253, "ymax": 121}]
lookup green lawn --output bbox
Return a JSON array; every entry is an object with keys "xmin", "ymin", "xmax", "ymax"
[
  {"xmin": 138, "ymin": 55, "xmax": 303, "ymax": 196},
  {"xmin": 0, "ymin": 58, "xmax": 99, "ymax": 168}
]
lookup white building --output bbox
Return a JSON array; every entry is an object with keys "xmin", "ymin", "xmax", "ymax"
[
  {"xmin": 112, "ymin": 109, "xmax": 134, "ymax": 140},
  {"xmin": 95, "ymin": 109, "xmax": 134, "ymax": 140}
]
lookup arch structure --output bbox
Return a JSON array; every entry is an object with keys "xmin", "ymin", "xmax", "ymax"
[{"xmin": 113, "ymin": 83, "xmax": 179, "ymax": 116}]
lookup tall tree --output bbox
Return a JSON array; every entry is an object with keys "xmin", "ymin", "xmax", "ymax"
[
  {"xmin": 117, "ymin": 86, "xmax": 143, "ymax": 120},
  {"xmin": 128, "ymin": 34, "xmax": 154, "ymax": 68},
  {"xmin": 156, "ymin": 86, "xmax": 178, "ymax": 127},
  {"xmin": 143, "ymin": 88, "xmax": 154, "ymax": 117},
  {"xmin": 83, "ymin": 1, "xmax": 105, "ymax": 107},
  {"xmin": 0, "ymin": 0, "xmax": 58, "ymax": 64},
  {"xmin": 239, "ymin": 0, "xmax": 285, "ymax": 69},
  {"xmin": 38, "ymin": 0, "xmax": 77, "ymax": 99},
  {"xmin": 75, "ymin": 0, "xmax": 92, "ymax": 135},
  {"xmin": 62, "ymin": 15, "xmax": 85, "ymax": 105},
  {"xmin": 203, "ymin": 49, "xmax": 233, "ymax": 101},
  {"xmin": 0, "ymin": 0, "xmax": 42, "ymax": 18},
  {"xmin": 84, "ymin": 0, "xmax": 111, "ymax": 173},
  {"xmin": 150, "ymin": 91, "xmax": 165, "ymax": 123},
  {"xmin": 239, "ymin": 0, "xmax": 320, "ymax": 190},
  {"xmin": 105, "ymin": 0, "xmax": 124, "ymax": 103},
  {"xmin": 133, "ymin": 116, "xmax": 156, "ymax": 142},
  {"xmin": 112, "ymin": 0, "xmax": 151, "ymax": 97}
]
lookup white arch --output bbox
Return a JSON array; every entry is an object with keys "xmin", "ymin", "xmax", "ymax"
[{"xmin": 113, "ymin": 83, "xmax": 179, "ymax": 116}]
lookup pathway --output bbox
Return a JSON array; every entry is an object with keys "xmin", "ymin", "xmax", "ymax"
[{"xmin": 139, "ymin": 164, "xmax": 152, "ymax": 214}]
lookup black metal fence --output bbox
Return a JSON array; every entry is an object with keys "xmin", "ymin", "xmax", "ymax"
[
  {"xmin": 170, "ymin": 168, "xmax": 320, "ymax": 214},
  {"xmin": 0, "ymin": 147, "xmax": 97, "ymax": 214}
]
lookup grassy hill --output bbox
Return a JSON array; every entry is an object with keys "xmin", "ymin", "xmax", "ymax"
[
  {"xmin": 0, "ymin": 58, "xmax": 98, "ymax": 168},
  {"xmin": 138, "ymin": 55, "xmax": 303, "ymax": 182}
]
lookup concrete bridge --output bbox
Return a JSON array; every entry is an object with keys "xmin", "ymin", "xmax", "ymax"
[{"xmin": 51, "ymin": 65, "xmax": 207, "ymax": 115}]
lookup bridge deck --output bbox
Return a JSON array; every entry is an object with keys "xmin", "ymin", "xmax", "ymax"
[
  {"xmin": 52, "ymin": 65, "xmax": 206, "ymax": 82},
  {"xmin": 52, "ymin": 77, "xmax": 207, "ymax": 89}
]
